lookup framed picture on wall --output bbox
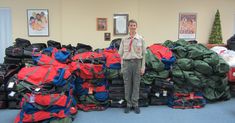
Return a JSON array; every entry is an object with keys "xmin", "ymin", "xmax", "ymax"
[
  {"xmin": 97, "ymin": 18, "xmax": 107, "ymax": 31},
  {"xmin": 178, "ymin": 13, "xmax": 197, "ymax": 40},
  {"xmin": 104, "ymin": 32, "xmax": 111, "ymax": 41},
  {"xmin": 27, "ymin": 9, "xmax": 49, "ymax": 36},
  {"xmin": 113, "ymin": 14, "xmax": 128, "ymax": 35}
]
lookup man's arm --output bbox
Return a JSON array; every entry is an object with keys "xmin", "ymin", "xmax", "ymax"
[
  {"xmin": 118, "ymin": 38, "xmax": 124, "ymax": 57},
  {"xmin": 141, "ymin": 38, "xmax": 146, "ymax": 75}
]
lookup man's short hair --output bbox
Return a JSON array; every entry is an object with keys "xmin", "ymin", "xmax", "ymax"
[{"xmin": 128, "ymin": 19, "xmax": 137, "ymax": 26}]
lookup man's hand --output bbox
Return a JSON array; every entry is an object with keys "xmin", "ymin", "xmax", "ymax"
[{"xmin": 140, "ymin": 68, "xmax": 145, "ymax": 75}]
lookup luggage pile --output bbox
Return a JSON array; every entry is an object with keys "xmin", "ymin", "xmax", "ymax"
[
  {"xmin": 1, "ymin": 37, "xmax": 233, "ymax": 116},
  {"xmin": 149, "ymin": 78, "xmax": 174, "ymax": 105},
  {"xmin": 4, "ymin": 38, "xmax": 47, "ymax": 65},
  {"xmin": 141, "ymin": 44, "xmax": 176, "ymax": 85},
  {"xmin": 0, "ymin": 64, "xmax": 22, "ymax": 108},
  {"xmin": 168, "ymin": 92, "xmax": 206, "ymax": 109},
  {"xmin": 71, "ymin": 51, "xmax": 109, "ymax": 111},
  {"xmin": 164, "ymin": 39, "xmax": 230, "ymax": 102},
  {"xmin": 14, "ymin": 47, "xmax": 77, "ymax": 123},
  {"xmin": 141, "ymin": 44, "xmax": 175, "ymax": 106},
  {"xmin": 109, "ymin": 79, "xmax": 151, "ymax": 108}
]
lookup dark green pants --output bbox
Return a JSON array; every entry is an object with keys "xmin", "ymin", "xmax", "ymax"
[{"xmin": 122, "ymin": 59, "xmax": 141, "ymax": 107}]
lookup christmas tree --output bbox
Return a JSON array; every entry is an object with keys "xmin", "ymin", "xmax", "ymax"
[{"xmin": 208, "ymin": 10, "xmax": 223, "ymax": 44}]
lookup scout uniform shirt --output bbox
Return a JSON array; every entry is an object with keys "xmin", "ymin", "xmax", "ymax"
[{"xmin": 118, "ymin": 33, "xmax": 146, "ymax": 71}]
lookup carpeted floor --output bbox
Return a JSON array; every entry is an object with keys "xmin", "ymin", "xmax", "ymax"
[{"xmin": 1, "ymin": 98, "xmax": 235, "ymax": 123}]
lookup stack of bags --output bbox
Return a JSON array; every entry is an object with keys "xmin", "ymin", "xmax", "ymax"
[
  {"xmin": 14, "ymin": 47, "xmax": 77, "ymax": 123},
  {"xmin": 164, "ymin": 39, "xmax": 230, "ymax": 102},
  {"xmin": 149, "ymin": 78, "xmax": 174, "ymax": 105},
  {"xmin": 168, "ymin": 92, "xmax": 206, "ymax": 109},
  {"xmin": 109, "ymin": 80, "xmax": 150, "ymax": 107},
  {"xmin": 108, "ymin": 78, "xmax": 125, "ymax": 107},
  {"xmin": 141, "ymin": 44, "xmax": 176, "ymax": 85},
  {"xmin": 71, "ymin": 51, "xmax": 109, "ymax": 111},
  {"xmin": 4, "ymin": 38, "xmax": 31, "ymax": 65},
  {"xmin": 0, "ymin": 64, "xmax": 21, "ymax": 109},
  {"xmin": 5, "ymin": 38, "xmax": 48, "ymax": 65},
  {"xmin": 101, "ymin": 48, "xmax": 124, "ymax": 107}
]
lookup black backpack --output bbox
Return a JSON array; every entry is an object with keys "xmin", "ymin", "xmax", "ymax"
[
  {"xmin": 227, "ymin": 34, "xmax": 235, "ymax": 50},
  {"xmin": 110, "ymin": 38, "xmax": 122, "ymax": 50}
]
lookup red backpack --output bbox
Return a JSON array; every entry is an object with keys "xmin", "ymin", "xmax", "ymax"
[
  {"xmin": 103, "ymin": 48, "xmax": 121, "ymax": 68},
  {"xmin": 148, "ymin": 44, "xmax": 173, "ymax": 60},
  {"xmin": 70, "ymin": 62, "xmax": 105, "ymax": 79}
]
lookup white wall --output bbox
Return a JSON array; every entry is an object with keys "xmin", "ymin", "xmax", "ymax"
[{"xmin": 234, "ymin": 14, "xmax": 235, "ymax": 34}]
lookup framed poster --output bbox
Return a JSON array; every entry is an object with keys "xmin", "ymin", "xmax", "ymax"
[
  {"xmin": 178, "ymin": 13, "xmax": 197, "ymax": 39},
  {"xmin": 97, "ymin": 18, "xmax": 107, "ymax": 31},
  {"xmin": 27, "ymin": 9, "xmax": 49, "ymax": 36},
  {"xmin": 113, "ymin": 14, "xmax": 128, "ymax": 35}
]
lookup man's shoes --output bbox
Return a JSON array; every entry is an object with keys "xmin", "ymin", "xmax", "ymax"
[
  {"xmin": 124, "ymin": 107, "xmax": 131, "ymax": 113},
  {"xmin": 134, "ymin": 106, "xmax": 140, "ymax": 114}
]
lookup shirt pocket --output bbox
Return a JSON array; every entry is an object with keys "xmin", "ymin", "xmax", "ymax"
[
  {"xmin": 135, "ymin": 42, "xmax": 142, "ymax": 54},
  {"xmin": 123, "ymin": 41, "xmax": 129, "ymax": 52}
]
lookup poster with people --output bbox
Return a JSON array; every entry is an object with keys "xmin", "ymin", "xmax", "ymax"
[
  {"xmin": 179, "ymin": 13, "xmax": 197, "ymax": 39},
  {"xmin": 27, "ymin": 9, "xmax": 49, "ymax": 36}
]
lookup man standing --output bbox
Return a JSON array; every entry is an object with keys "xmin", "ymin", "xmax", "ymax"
[{"xmin": 118, "ymin": 19, "xmax": 146, "ymax": 114}]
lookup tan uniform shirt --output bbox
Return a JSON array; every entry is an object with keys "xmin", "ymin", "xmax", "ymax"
[{"xmin": 118, "ymin": 33, "xmax": 146, "ymax": 71}]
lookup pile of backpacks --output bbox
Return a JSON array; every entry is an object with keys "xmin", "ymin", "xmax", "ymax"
[
  {"xmin": 149, "ymin": 78, "xmax": 174, "ymax": 105},
  {"xmin": 0, "ymin": 64, "xmax": 22, "ymax": 109},
  {"xmin": 71, "ymin": 51, "xmax": 109, "ymax": 111},
  {"xmin": 164, "ymin": 39, "xmax": 230, "ymax": 103},
  {"xmin": 4, "ymin": 38, "xmax": 48, "ymax": 65},
  {"xmin": 13, "ymin": 46, "xmax": 78, "ymax": 123},
  {"xmin": 226, "ymin": 34, "xmax": 235, "ymax": 97},
  {"xmin": 0, "ymin": 37, "xmax": 233, "ymax": 123}
]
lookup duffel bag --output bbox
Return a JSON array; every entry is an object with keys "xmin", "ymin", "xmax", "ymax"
[
  {"xmin": 139, "ymin": 99, "xmax": 149, "ymax": 107},
  {"xmin": 109, "ymin": 85, "xmax": 124, "ymax": 93},
  {"xmin": 153, "ymin": 78, "xmax": 174, "ymax": 90},
  {"xmin": 110, "ymin": 78, "xmax": 124, "ymax": 85},
  {"xmin": 49, "ymin": 117, "xmax": 73, "ymax": 123},
  {"xmin": 15, "ymin": 38, "xmax": 31, "ymax": 48},
  {"xmin": 76, "ymin": 43, "xmax": 92, "ymax": 53},
  {"xmin": 47, "ymin": 40, "xmax": 61, "ymax": 49},
  {"xmin": 5, "ymin": 46, "xmax": 24, "ymax": 58},
  {"xmin": 8, "ymin": 100, "xmax": 21, "ymax": 109},
  {"xmin": 71, "ymin": 63, "xmax": 105, "ymax": 79},
  {"xmin": 149, "ymin": 96, "xmax": 169, "ymax": 105},
  {"xmin": 0, "ymin": 84, "xmax": 5, "ymax": 91},
  {"xmin": 0, "ymin": 100, "xmax": 8, "ymax": 109},
  {"xmin": 109, "ymin": 92, "xmax": 124, "ymax": 99},
  {"xmin": 109, "ymin": 92, "xmax": 148, "ymax": 100},
  {"xmin": 0, "ymin": 92, "xmax": 7, "ymax": 100},
  {"xmin": 31, "ymin": 43, "xmax": 47, "ymax": 51},
  {"xmin": 4, "ymin": 57, "xmax": 22, "ymax": 64},
  {"xmin": 6, "ymin": 75, "xmax": 18, "ymax": 91},
  {"xmin": 14, "ymin": 106, "xmax": 77, "ymax": 123},
  {"xmin": 109, "ymin": 99, "xmax": 126, "ymax": 108},
  {"xmin": 72, "ymin": 51, "xmax": 105, "ymax": 64},
  {"xmin": 168, "ymin": 92, "xmax": 206, "ymax": 109},
  {"xmin": 0, "ymin": 64, "xmax": 21, "ymax": 83}
]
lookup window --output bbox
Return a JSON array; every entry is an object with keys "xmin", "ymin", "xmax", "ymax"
[{"xmin": 0, "ymin": 8, "xmax": 12, "ymax": 63}]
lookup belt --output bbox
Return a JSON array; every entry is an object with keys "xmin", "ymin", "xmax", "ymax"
[{"xmin": 124, "ymin": 59, "xmax": 141, "ymax": 62}]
